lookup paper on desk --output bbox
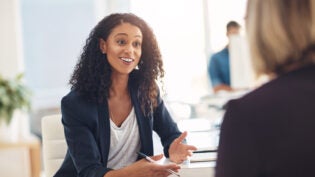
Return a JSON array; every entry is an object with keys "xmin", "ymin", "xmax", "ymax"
[
  {"xmin": 186, "ymin": 131, "xmax": 219, "ymax": 151},
  {"xmin": 190, "ymin": 152, "xmax": 217, "ymax": 162}
]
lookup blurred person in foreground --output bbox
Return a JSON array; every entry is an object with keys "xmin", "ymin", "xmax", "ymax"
[
  {"xmin": 215, "ymin": 0, "xmax": 315, "ymax": 177},
  {"xmin": 55, "ymin": 13, "xmax": 196, "ymax": 177},
  {"xmin": 208, "ymin": 21, "xmax": 241, "ymax": 93}
]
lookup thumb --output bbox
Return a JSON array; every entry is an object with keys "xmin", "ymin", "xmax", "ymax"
[
  {"xmin": 151, "ymin": 154, "xmax": 164, "ymax": 161},
  {"xmin": 175, "ymin": 131, "xmax": 187, "ymax": 143}
]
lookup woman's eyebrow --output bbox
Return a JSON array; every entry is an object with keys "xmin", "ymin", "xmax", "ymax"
[
  {"xmin": 114, "ymin": 33, "xmax": 142, "ymax": 38},
  {"xmin": 114, "ymin": 33, "xmax": 128, "ymax": 37}
]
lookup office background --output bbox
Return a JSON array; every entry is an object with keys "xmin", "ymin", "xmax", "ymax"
[{"xmin": 0, "ymin": 0, "xmax": 247, "ymax": 176}]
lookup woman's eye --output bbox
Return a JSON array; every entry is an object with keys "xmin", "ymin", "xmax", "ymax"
[
  {"xmin": 133, "ymin": 41, "xmax": 141, "ymax": 48},
  {"xmin": 117, "ymin": 40, "xmax": 126, "ymax": 45}
]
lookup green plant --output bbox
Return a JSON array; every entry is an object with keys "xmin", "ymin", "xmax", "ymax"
[{"xmin": 0, "ymin": 74, "xmax": 31, "ymax": 124}]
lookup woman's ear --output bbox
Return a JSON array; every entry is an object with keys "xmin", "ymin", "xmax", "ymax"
[{"xmin": 99, "ymin": 38, "xmax": 107, "ymax": 54}]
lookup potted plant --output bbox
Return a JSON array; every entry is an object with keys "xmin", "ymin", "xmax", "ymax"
[{"xmin": 0, "ymin": 74, "xmax": 31, "ymax": 125}]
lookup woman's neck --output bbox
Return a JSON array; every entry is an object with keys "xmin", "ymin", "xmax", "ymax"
[{"xmin": 110, "ymin": 74, "xmax": 129, "ymax": 98}]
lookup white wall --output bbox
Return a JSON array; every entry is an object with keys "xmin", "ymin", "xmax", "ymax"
[
  {"xmin": 21, "ymin": 0, "xmax": 97, "ymax": 109},
  {"xmin": 94, "ymin": 0, "xmax": 130, "ymax": 21},
  {"xmin": 207, "ymin": 0, "xmax": 248, "ymax": 52},
  {"xmin": 0, "ymin": 0, "xmax": 24, "ymax": 79}
]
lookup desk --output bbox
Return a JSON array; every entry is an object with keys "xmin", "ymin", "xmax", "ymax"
[
  {"xmin": 163, "ymin": 157, "xmax": 215, "ymax": 177},
  {"xmin": 179, "ymin": 161, "xmax": 215, "ymax": 177},
  {"xmin": 0, "ymin": 137, "xmax": 41, "ymax": 177},
  {"xmin": 172, "ymin": 119, "xmax": 219, "ymax": 177}
]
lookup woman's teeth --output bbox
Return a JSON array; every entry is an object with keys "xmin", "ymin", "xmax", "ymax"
[{"xmin": 121, "ymin": 57, "xmax": 133, "ymax": 63}]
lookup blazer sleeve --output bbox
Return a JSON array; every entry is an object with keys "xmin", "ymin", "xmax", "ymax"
[
  {"xmin": 61, "ymin": 93, "xmax": 111, "ymax": 177},
  {"xmin": 152, "ymin": 93, "xmax": 182, "ymax": 157},
  {"xmin": 215, "ymin": 100, "xmax": 262, "ymax": 177}
]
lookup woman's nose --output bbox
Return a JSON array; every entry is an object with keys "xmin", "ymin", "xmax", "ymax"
[{"xmin": 124, "ymin": 43, "xmax": 133, "ymax": 53}]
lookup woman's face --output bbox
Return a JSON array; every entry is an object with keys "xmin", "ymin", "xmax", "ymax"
[{"xmin": 100, "ymin": 22, "xmax": 143, "ymax": 75}]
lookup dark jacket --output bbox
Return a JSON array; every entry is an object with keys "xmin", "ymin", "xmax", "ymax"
[
  {"xmin": 215, "ymin": 64, "xmax": 315, "ymax": 177},
  {"xmin": 54, "ymin": 84, "xmax": 181, "ymax": 177}
]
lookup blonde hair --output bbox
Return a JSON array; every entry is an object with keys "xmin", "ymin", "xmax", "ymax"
[{"xmin": 246, "ymin": 0, "xmax": 315, "ymax": 76}]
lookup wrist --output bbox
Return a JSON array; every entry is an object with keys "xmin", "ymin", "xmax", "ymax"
[{"xmin": 104, "ymin": 168, "xmax": 128, "ymax": 177}]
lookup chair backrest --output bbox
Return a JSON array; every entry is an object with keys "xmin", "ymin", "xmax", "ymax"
[{"xmin": 41, "ymin": 114, "xmax": 67, "ymax": 177}]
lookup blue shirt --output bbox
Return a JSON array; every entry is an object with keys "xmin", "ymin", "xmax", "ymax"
[{"xmin": 208, "ymin": 47, "xmax": 231, "ymax": 87}]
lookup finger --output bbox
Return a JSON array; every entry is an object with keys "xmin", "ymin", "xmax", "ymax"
[
  {"xmin": 186, "ymin": 149, "xmax": 195, "ymax": 157},
  {"xmin": 181, "ymin": 156, "xmax": 188, "ymax": 161},
  {"xmin": 186, "ymin": 144, "xmax": 198, "ymax": 151},
  {"xmin": 164, "ymin": 164, "xmax": 181, "ymax": 171},
  {"xmin": 154, "ymin": 162, "xmax": 180, "ymax": 171},
  {"xmin": 162, "ymin": 171, "xmax": 171, "ymax": 177},
  {"xmin": 169, "ymin": 167, "xmax": 180, "ymax": 173},
  {"xmin": 175, "ymin": 131, "xmax": 187, "ymax": 143},
  {"xmin": 187, "ymin": 150, "xmax": 193, "ymax": 156}
]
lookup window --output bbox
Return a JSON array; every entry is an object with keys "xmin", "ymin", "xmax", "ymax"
[
  {"xmin": 21, "ymin": 0, "xmax": 96, "ymax": 109},
  {"xmin": 130, "ymin": 0, "xmax": 209, "ymax": 102}
]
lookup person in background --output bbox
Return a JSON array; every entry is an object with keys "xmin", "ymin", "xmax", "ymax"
[
  {"xmin": 215, "ymin": 0, "xmax": 315, "ymax": 177},
  {"xmin": 55, "ymin": 13, "xmax": 197, "ymax": 177},
  {"xmin": 208, "ymin": 21, "xmax": 241, "ymax": 93}
]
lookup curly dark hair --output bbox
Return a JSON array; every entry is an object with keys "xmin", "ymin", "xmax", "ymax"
[{"xmin": 69, "ymin": 13, "xmax": 164, "ymax": 116}]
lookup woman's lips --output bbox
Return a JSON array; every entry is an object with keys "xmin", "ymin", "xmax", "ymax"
[{"xmin": 120, "ymin": 57, "xmax": 134, "ymax": 63}]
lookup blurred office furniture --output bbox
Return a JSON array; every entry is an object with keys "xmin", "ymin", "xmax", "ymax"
[
  {"xmin": 162, "ymin": 154, "xmax": 216, "ymax": 177},
  {"xmin": 163, "ymin": 156, "xmax": 215, "ymax": 177},
  {"xmin": 177, "ymin": 118, "xmax": 220, "ymax": 152},
  {"xmin": 41, "ymin": 114, "xmax": 66, "ymax": 177},
  {"xmin": 174, "ymin": 116, "xmax": 219, "ymax": 177},
  {"xmin": 166, "ymin": 100, "xmax": 197, "ymax": 122},
  {"xmin": 179, "ymin": 161, "xmax": 215, "ymax": 177},
  {"xmin": 1, "ymin": 1, "xmax": 41, "ymax": 176},
  {"xmin": 0, "ymin": 136, "xmax": 41, "ymax": 177}
]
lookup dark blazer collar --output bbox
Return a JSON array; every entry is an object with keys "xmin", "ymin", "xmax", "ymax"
[
  {"xmin": 97, "ymin": 101, "xmax": 110, "ymax": 167},
  {"xmin": 129, "ymin": 84, "xmax": 154, "ymax": 156}
]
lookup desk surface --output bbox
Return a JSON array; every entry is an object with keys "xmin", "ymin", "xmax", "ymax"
[
  {"xmin": 163, "ymin": 157, "xmax": 215, "ymax": 177},
  {"xmin": 0, "ymin": 137, "xmax": 40, "ymax": 148},
  {"xmin": 179, "ymin": 161, "xmax": 215, "ymax": 177}
]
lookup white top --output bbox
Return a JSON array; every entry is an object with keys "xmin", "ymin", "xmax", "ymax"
[{"xmin": 107, "ymin": 107, "xmax": 141, "ymax": 169}]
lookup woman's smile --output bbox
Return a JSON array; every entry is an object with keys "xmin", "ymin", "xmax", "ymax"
[
  {"xmin": 100, "ymin": 22, "xmax": 143, "ymax": 75},
  {"xmin": 119, "ymin": 57, "xmax": 135, "ymax": 64}
]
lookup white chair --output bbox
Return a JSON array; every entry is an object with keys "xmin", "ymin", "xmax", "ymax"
[{"xmin": 41, "ymin": 114, "xmax": 67, "ymax": 177}]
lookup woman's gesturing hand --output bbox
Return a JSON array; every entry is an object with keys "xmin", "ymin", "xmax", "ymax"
[{"xmin": 169, "ymin": 131, "xmax": 198, "ymax": 163}]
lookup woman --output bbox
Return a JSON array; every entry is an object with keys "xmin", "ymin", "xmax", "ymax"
[
  {"xmin": 55, "ymin": 13, "xmax": 197, "ymax": 177},
  {"xmin": 215, "ymin": 0, "xmax": 315, "ymax": 177}
]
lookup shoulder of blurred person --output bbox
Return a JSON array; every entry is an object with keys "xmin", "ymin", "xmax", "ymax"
[{"xmin": 216, "ymin": 0, "xmax": 315, "ymax": 177}]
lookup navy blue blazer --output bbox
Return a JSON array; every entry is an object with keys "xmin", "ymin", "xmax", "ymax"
[
  {"xmin": 215, "ymin": 64, "xmax": 315, "ymax": 177},
  {"xmin": 54, "ymin": 84, "xmax": 181, "ymax": 177}
]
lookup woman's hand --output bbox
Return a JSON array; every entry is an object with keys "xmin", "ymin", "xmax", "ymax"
[
  {"xmin": 105, "ymin": 154, "xmax": 180, "ymax": 177},
  {"xmin": 169, "ymin": 131, "xmax": 197, "ymax": 163}
]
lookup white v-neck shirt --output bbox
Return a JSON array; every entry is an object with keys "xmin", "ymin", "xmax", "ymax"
[{"xmin": 107, "ymin": 107, "xmax": 141, "ymax": 169}]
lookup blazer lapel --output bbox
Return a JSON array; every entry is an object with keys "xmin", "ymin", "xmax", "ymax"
[
  {"xmin": 97, "ymin": 102, "xmax": 111, "ymax": 167},
  {"xmin": 130, "ymin": 86, "xmax": 154, "ymax": 156}
]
